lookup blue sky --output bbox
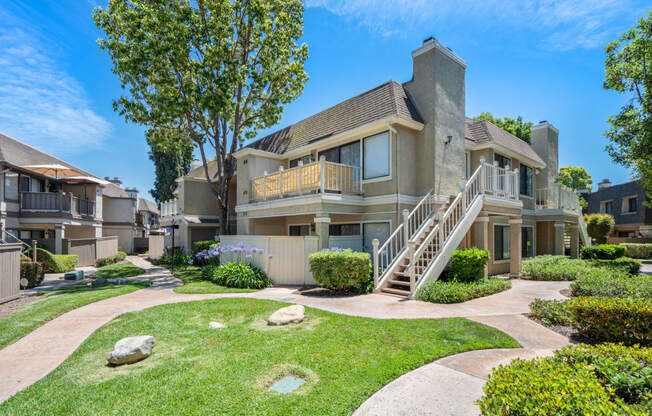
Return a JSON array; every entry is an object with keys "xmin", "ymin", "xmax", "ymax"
[{"xmin": 0, "ymin": 1, "xmax": 649, "ymax": 198}]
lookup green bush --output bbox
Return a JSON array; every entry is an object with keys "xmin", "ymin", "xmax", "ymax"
[
  {"xmin": 192, "ymin": 240, "xmax": 219, "ymax": 254},
  {"xmin": 621, "ymin": 243, "xmax": 652, "ymax": 259},
  {"xmin": 23, "ymin": 248, "xmax": 78, "ymax": 273},
  {"xmin": 417, "ymin": 278, "xmax": 511, "ymax": 304},
  {"xmin": 445, "ymin": 248, "xmax": 490, "ymax": 282},
  {"xmin": 478, "ymin": 344, "xmax": 651, "ymax": 415},
  {"xmin": 571, "ymin": 272, "xmax": 652, "ymax": 298},
  {"xmin": 95, "ymin": 251, "xmax": 127, "ymax": 267},
  {"xmin": 571, "ymin": 297, "xmax": 652, "ymax": 345},
  {"xmin": 309, "ymin": 249, "xmax": 372, "ymax": 293},
  {"xmin": 521, "ymin": 255, "xmax": 588, "ymax": 280},
  {"xmin": 20, "ymin": 261, "xmax": 44, "ymax": 288},
  {"xmin": 555, "ymin": 344, "xmax": 652, "ymax": 406},
  {"xmin": 585, "ymin": 213, "xmax": 615, "ymax": 244},
  {"xmin": 581, "ymin": 244, "xmax": 627, "ymax": 260},
  {"xmin": 586, "ymin": 257, "xmax": 641, "ymax": 275},
  {"xmin": 529, "ymin": 299, "xmax": 573, "ymax": 326},
  {"xmin": 207, "ymin": 262, "xmax": 271, "ymax": 289}
]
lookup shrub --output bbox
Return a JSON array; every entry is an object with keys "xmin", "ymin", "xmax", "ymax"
[
  {"xmin": 478, "ymin": 356, "xmax": 622, "ymax": 415},
  {"xmin": 621, "ymin": 243, "xmax": 652, "ymax": 259},
  {"xmin": 95, "ymin": 251, "xmax": 127, "ymax": 268},
  {"xmin": 209, "ymin": 262, "xmax": 271, "ymax": 289},
  {"xmin": 417, "ymin": 278, "xmax": 511, "ymax": 303},
  {"xmin": 570, "ymin": 272, "xmax": 652, "ymax": 298},
  {"xmin": 23, "ymin": 248, "xmax": 78, "ymax": 273},
  {"xmin": 571, "ymin": 297, "xmax": 652, "ymax": 345},
  {"xmin": 585, "ymin": 257, "xmax": 641, "ymax": 275},
  {"xmin": 581, "ymin": 244, "xmax": 627, "ymax": 260},
  {"xmin": 159, "ymin": 253, "xmax": 193, "ymax": 266},
  {"xmin": 529, "ymin": 299, "xmax": 573, "ymax": 326},
  {"xmin": 555, "ymin": 344, "xmax": 652, "ymax": 406},
  {"xmin": 445, "ymin": 248, "xmax": 490, "ymax": 282},
  {"xmin": 521, "ymin": 255, "xmax": 587, "ymax": 280},
  {"xmin": 478, "ymin": 344, "xmax": 651, "ymax": 415},
  {"xmin": 193, "ymin": 240, "xmax": 218, "ymax": 254},
  {"xmin": 309, "ymin": 249, "xmax": 372, "ymax": 293},
  {"xmin": 20, "ymin": 261, "xmax": 44, "ymax": 288},
  {"xmin": 585, "ymin": 213, "xmax": 615, "ymax": 244}
]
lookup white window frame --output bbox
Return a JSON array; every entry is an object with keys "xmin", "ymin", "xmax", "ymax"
[
  {"xmin": 362, "ymin": 131, "xmax": 392, "ymax": 184},
  {"xmin": 600, "ymin": 199, "xmax": 614, "ymax": 214},
  {"xmin": 621, "ymin": 195, "xmax": 638, "ymax": 215}
]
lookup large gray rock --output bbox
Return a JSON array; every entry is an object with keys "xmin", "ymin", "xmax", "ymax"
[
  {"xmin": 106, "ymin": 336, "xmax": 154, "ymax": 366},
  {"xmin": 267, "ymin": 305, "xmax": 305, "ymax": 326}
]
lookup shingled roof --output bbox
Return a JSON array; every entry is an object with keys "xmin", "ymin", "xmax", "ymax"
[
  {"xmin": 139, "ymin": 198, "xmax": 159, "ymax": 214},
  {"xmin": 0, "ymin": 133, "xmax": 95, "ymax": 177},
  {"xmin": 244, "ymin": 80, "xmax": 423, "ymax": 155},
  {"xmin": 465, "ymin": 118, "xmax": 546, "ymax": 167}
]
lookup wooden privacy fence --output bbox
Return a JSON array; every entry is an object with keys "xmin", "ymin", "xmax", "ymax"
[
  {"xmin": 62, "ymin": 236, "xmax": 119, "ymax": 267},
  {"xmin": 219, "ymin": 235, "xmax": 319, "ymax": 286},
  {"xmin": 0, "ymin": 244, "xmax": 21, "ymax": 304}
]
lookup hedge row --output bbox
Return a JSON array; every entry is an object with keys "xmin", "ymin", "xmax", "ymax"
[
  {"xmin": 478, "ymin": 344, "xmax": 651, "ymax": 415},
  {"xmin": 192, "ymin": 240, "xmax": 219, "ymax": 255},
  {"xmin": 22, "ymin": 248, "xmax": 78, "ymax": 273},
  {"xmin": 580, "ymin": 244, "xmax": 626, "ymax": 260},
  {"xmin": 570, "ymin": 273, "xmax": 652, "ymax": 298},
  {"xmin": 585, "ymin": 257, "xmax": 641, "ymax": 275},
  {"xmin": 417, "ymin": 278, "xmax": 511, "ymax": 303},
  {"xmin": 95, "ymin": 251, "xmax": 127, "ymax": 268},
  {"xmin": 571, "ymin": 297, "xmax": 651, "ymax": 345},
  {"xmin": 520, "ymin": 255, "xmax": 587, "ymax": 280},
  {"xmin": 621, "ymin": 243, "xmax": 652, "ymax": 259},
  {"xmin": 201, "ymin": 262, "xmax": 270, "ymax": 289}
]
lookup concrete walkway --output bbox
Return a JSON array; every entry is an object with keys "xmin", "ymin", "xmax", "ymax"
[{"xmin": 0, "ymin": 258, "xmax": 571, "ymax": 412}]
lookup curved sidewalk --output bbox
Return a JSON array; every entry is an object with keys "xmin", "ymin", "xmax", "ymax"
[{"xmin": 0, "ymin": 257, "xmax": 570, "ymax": 408}]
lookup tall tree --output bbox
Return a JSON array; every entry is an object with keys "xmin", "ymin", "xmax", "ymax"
[
  {"xmin": 603, "ymin": 11, "xmax": 652, "ymax": 206},
  {"xmin": 559, "ymin": 165, "xmax": 593, "ymax": 209},
  {"xmin": 93, "ymin": 0, "xmax": 309, "ymax": 234},
  {"xmin": 473, "ymin": 112, "xmax": 533, "ymax": 143},
  {"xmin": 146, "ymin": 127, "xmax": 194, "ymax": 204}
]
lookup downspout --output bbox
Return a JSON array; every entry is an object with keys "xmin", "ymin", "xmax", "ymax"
[{"xmin": 388, "ymin": 121, "xmax": 399, "ymax": 227}]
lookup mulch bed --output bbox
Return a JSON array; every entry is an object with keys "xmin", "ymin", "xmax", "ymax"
[
  {"xmin": 297, "ymin": 287, "xmax": 357, "ymax": 297},
  {"xmin": 0, "ymin": 295, "xmax": 44, "ymax": 319},
  {"xmin": 527, "ymin": 315, "xmax": 597, "ymax": 345}
]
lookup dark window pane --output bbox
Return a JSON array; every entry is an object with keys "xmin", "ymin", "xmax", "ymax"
[
  {"xmin": 629, "ymin": 198, "xmax": 637, "ymax": 212},
  {"xmin": 521, "ymin": 227, "xmax": 533, "ymax": 258},
  {"xmin": 340, "ymin": 141, "xmax": 360, "ymax": 167},
  {"xmin": 519, "ymin": 164, "xmax": 533, "ymax": 197},
  {"xmin": 289, "ymin": 225, "xmax": 309, "ymax": 236},
  {"xmin": 318, "ymin": 147, "xmax": 339, "ymax": 163},
  {"xmin": 494, "ymin": 153, "xmax": 510, "ymax": 169}
]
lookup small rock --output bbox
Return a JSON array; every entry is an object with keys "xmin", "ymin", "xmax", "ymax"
[
  {"xmin": 267, "ymin": 305, "xmax": 305, "ymax": 326},
  {"xmin": 106, "ymin": 335, "xmax": 154, "ymax": 366},
  {"xmin": 209, "ymin": 322, "xmax": 225, "ymax": 329}
]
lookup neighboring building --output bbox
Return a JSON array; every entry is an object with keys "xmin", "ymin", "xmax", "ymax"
[
  {"xmin": 160, "ymin": 163, "xmax": 235, "ymax": 251},
  {"xmin": 101, "ymin": 179, "xmax": 139, "ymax": 253},
  {"xmin": 161, "ymin": 38, "xmax": 590, "ymax": 297},
  {"xmin": 0, "ymin": 133, "xmax": 105, "ymax": 253},
  {"xmin": 585, "ymin": 179, "xmax": 652, "ymax": 239},
  {"xmin": 137, "ymin": 197, "xmax": 160, "ymax": 237}
]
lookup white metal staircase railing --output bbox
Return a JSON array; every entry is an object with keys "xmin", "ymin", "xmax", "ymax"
[
  {"xmin": 372, "ymin": 188, "xmax": 438, "ymax": 288},
  {"xmin": 374, "ymin": 161, "xmax": 519, "ymax": 298}
]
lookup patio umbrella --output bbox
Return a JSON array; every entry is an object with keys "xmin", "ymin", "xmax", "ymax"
[
  {"xmin": 23, "ymin": 164, "xmax": 82, "ymax": 179},
  {"xmin": 60, "ymin": 176, "xmax": 110, "ymax": 186}
]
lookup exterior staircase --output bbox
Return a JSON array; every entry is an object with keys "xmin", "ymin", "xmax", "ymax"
[{"xmin": 373, "ymin": 162, "xmax": 518, "ymax": 298}]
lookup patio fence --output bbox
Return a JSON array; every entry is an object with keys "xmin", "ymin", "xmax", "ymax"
[
  {"xmin": 62, "ymin": 236, "xmax": 119, "ymax": 267},
  {"xmin": 0, "ymin": 244, "xmax": 21, "ymax": 304},
  {"xmin": 219, "ymin": 235, "xmax": 319, "ymax": 286},
  {"xmin": 148, "ymin": 232, "xmax": 165, "ymax": 260}
]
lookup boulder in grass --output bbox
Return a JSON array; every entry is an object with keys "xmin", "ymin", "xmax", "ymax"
[
  {"xmin": 106, "ymin": 335, "xmax": 154, "ymax": 366},
  {"xmin": 267, "ymin": 305, "xmax": 305, "ymax": 326}
]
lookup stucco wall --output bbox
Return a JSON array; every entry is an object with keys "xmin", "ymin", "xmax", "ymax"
[{"xmin": 102, "ymin": 197, "xmax": 135, "ymax": 223}]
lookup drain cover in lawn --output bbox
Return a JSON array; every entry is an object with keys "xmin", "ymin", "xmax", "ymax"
[{"xmin": 268, "ymin": 376, "xmax": 305, "ymax": 394}]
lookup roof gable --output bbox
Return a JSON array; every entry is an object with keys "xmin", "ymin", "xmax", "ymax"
[{"xmin": 465, "ymin": 119, "xmax": 546, "ymax": 167}]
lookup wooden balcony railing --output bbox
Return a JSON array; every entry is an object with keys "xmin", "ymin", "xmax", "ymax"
[
  {"xmin": 20, "ymin": 192, "xmax": 95, "ymax": 217},
  {"xmin": 249, "ymin": 158, "xmax": 362, "ymax": 202}
]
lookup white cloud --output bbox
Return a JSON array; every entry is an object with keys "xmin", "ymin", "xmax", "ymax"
[
  {"xmin": 0, "ymin": 10, "xmax": 111, "ymax": 155},
  {"xmin": 306, "ymin": 0, "xmax": 644, "ymax": 50}
]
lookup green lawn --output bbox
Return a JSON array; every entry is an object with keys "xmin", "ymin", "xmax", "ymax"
[
  {"xmin": 0, "ymin": 282, "xmax": 150, "ymax": 350},
  {"xmin": 165, "ymin": 265, "xmax": 258, "ymax": 294},
  {"xmin": 1, "ymin": 298, "xmax": 518, "ymax": 415},
  {"xmin": 95, "ymin": 262, "xmax": 145, "ymax": 279}
]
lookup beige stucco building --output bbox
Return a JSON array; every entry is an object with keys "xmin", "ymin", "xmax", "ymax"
[{"xmin": 161, "ymin": 38, "xmax": 589, "ymax": 297}]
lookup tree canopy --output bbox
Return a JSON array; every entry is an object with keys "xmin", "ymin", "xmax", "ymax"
[
  {"xmin": 603, "ymin": 11, "xmax": 651, "ymax": 205},
  {"xmin": 146, "ymin": 127, "xmax": 194, "ymax": 204},
  {"xmin": 558, "ymin": 166, "xmax": 593, "ymax": 191},
  {"xmin": 93, "ymin": 0, "xmax": 309, "ymax": 233},
  {"xmin": 473, "ymin": 112, "xmax": 533, "ymax": 143}
]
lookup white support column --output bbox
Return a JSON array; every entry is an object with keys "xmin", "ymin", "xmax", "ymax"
[
  {"xmin": 372, "ymin": 238, "xmax": 379, "ymax": 289},
  {"xmin": 513, "ymin": 168, "xmax": 519, "ymax": 200},
  {"xmin": 298, "ymin": 161, "xmax": 303, "ymax": 196},
  {"xmin": 319, "ymin": 155, "xmax": 326, "ymax": 194},
  {"xmin": 314, "ymin": 214, "xmax": 330, "ymax": 251},
  {"xmin": 407, "ymin": 240, "xmax": 417, "ymax": 295},
  {"xmin": 262, "ymin": 171, "xmax": 267, "ymax": 201},
  {"xmin": 278, "ymin": 167, "xmax": 284, "ymax": 199},
  {"xmin": 509, "ymin": 218, "xmax": 522, "ymax": 278},
  {"xmin": 479, "ymin": 157, "xmax": 486, "ymax": 193},
  {"xmin": 568, "ymin": 225, "xmax": 579, "ymax": 259},
  {"xmin": 474, "ymin": 213, "xmax": 490, "ymax": 278},
  {"xmin": 402, "ymin": 209, "xmax": 410, "ymax": 248}
]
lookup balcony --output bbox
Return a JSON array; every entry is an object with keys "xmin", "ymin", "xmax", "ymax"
[
  {"xmin": 249, "ymin": 159, "xmax": 362, "ymax": 202},
  {"xmin": 161, "ymin": 199, "xmax": 179, "ymax": 217},
  {"xmin": 535, "ymin": 185, "xmax": 581, "ymax": 213},
  {"xmin": 20, "ymin": 192, "xmax": 95, "ymax": 217}
]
